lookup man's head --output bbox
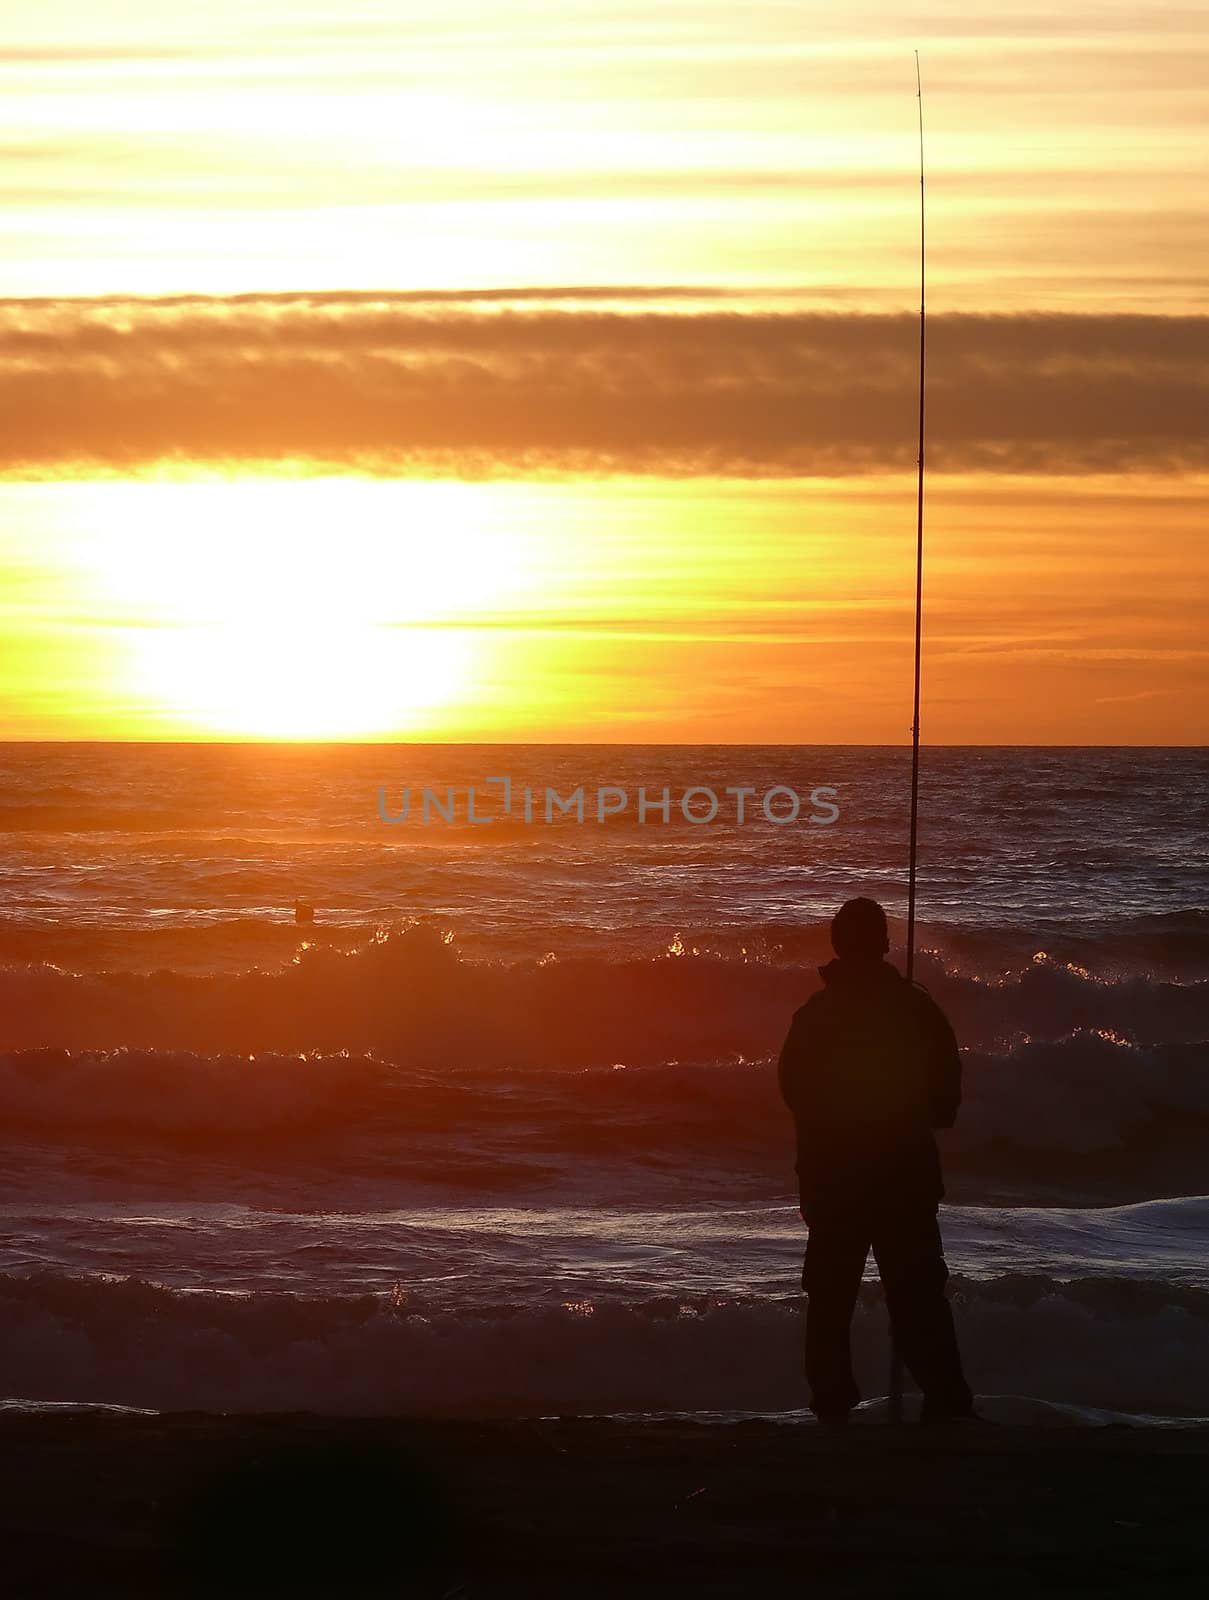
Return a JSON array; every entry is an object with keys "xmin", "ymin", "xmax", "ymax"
[{"xmin": 830, "ymin": 897, "xmax": 890, "ymax": 960}]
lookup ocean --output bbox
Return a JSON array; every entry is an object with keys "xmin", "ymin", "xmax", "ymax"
[{"xmin": 1, "ymin": 742, "xmax": 1207, "ymax": 1421}]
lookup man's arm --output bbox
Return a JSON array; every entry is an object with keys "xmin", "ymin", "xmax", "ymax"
[
  {"xmin": 777, "ymin": 1002, "xmax": 820, "ymax": 1223},
  {"xmin": 776, "ymin": 1002, "xmax": 817, "ymax": 1113},
  {"xmin": 912, "ymin": 987, "xmax": 962, "ymax": 1128}
]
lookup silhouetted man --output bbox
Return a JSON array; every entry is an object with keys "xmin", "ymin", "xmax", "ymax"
[{"xmin": 777, "ymin": 897, "xmax": 974, "ymax": 1424}]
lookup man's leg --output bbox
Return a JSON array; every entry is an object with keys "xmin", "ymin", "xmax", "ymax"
[
  {"xmin": 802, "ymin": 1216, "xmax": 870, "ymax": 1422},
  {"xmin": 871, "ymin": 1204, "xmax": 974, "ymax": 1420}
]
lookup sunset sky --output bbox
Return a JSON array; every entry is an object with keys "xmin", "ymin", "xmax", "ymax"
[{"xmin": 1, "ymin": 0, "xmax": 1206, "ymax": 741}]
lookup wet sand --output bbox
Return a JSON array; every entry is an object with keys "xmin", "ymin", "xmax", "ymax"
[{"xmin": 2, "ymin": 1410, "xmax": 1206, "ymax": 1597}]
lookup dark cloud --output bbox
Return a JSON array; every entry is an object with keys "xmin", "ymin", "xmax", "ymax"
[{"xmin": 1, "ymin": 292, "xmax": 1205, "ymax": 477}]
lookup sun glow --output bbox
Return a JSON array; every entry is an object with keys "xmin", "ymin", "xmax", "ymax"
[
  {"xmin": 72, "ymin": 479, "xmax": 535, "ymax": 737},
  {"xmin": 132, "ymin": 620, "xmax": 473, "ymax": 738},
  {"xmin": 2, "ymin": 471, "xmax": 1207, "ymax": 743},
  {"xmin": 87, "ymin": 480, "xmax": 528, "ymax": 628}
]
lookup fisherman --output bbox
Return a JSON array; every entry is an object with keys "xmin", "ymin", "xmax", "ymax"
[{"xmin": 777, "ymin": 897, "xmax": 975, "ymax": 1424}]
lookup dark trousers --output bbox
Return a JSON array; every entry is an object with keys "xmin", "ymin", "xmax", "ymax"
[{"xmin": 802, "ymin": 1201, "xmax": 973, "ymax": 1421}]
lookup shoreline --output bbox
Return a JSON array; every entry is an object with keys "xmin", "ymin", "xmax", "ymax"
[{"xmin": 3, "ymin": 1410, "xmax": 1207, "ymax": 1596}]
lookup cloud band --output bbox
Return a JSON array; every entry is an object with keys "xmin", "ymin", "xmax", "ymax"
[{"xmin": 3, "ymin": 292, "xmax": 1206, "ymax": 477}]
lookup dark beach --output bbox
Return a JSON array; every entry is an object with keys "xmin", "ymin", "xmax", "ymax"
[{"xmin": 3, "ymin": 1410, "xmax": 1207, "ymax": 1597}]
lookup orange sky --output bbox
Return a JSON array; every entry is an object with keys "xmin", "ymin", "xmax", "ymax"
[{"xmin": 1, "ymin": 1, "xmax": 1206, "ymax": 742}]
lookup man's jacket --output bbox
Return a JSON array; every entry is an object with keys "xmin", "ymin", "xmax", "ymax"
[{"xmin": 776, "ymin": 957, "xmax": 961, "ymax": 1216}]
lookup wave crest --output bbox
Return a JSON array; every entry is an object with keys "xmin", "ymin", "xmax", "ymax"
[
  {"xmin": 0, "ymin": 926, "xmax": 1206, "ymax": 1063},
  {"xmin": 0, "ymin": 1030, "xmax": 1205, "ymax": 1187},
  {"xmin": 2, "ymin": 1270, "xmax": 1207, "ymax": 1419}
]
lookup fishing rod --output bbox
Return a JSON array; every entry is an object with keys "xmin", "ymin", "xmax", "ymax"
[
  {"xmin": 889, "ymin": 48, "xmax": 927, "ymax": 1427},
  {"xmin": 907, "ymin": 49, "xmax": 926, "ymax": 994}
]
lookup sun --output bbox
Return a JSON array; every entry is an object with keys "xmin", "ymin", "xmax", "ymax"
[
  {"xmin": 87, "ymin": 478, "xmax": 526, "ymax": 737},
  {"xmin": 132, "ymin": 619, "xmax": 473, "ymax": 739}
]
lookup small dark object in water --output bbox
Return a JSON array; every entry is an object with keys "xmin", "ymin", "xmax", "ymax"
[{"xmin": 295, "ymin": 900, "xmax": 315, "ymax": 925}]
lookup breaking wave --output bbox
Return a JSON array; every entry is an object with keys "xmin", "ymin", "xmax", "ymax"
[
  {"xmin": 0, "ymin": 1032, "xmax": 1205, "ymax": 1191},
  {"xmin": 2, "ymin": 1270, "xmax": 1207, "ymax": 1419},
  {"xmin": 0, "ymin": 925, "xmax": 1206, "ymax": 1062},
  {"xmin": 3, "ymin": 908, "xmax": 1209, "ymax": 980}
]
